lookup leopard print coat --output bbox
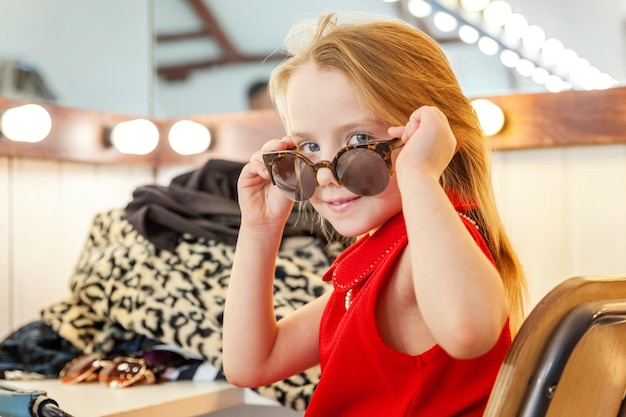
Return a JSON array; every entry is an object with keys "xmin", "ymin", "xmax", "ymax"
[{"xmin": 41, "ymin": 208, "xmax": 344, "ymax": 411}]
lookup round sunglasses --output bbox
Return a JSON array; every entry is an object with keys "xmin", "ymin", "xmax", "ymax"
[
  {"xmin": 59, "ymin": 353, "xmax": 155, "ymax": 388},
  {"xmin": 59, "ymin": 349, "xmax": 202, "ymax": 388},
  {"xmin": 262, "ymin": 138, "xmax": 404, "ymax": 202}
]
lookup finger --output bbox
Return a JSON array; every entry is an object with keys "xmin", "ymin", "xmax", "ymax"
[
  {"xmin": 249, "ymin": 149, "xmax": 263, "ymax": 164},
  {"xmin": 252, "ymin": 158, "xmax": 272, "ymax": 181},
  {"xmin": 260, "ymin": 139, "xmax": 284, "ymax": 153},
  {"xmin": 278, "ymin": 136, "xmax": 296, "ymax": 149},
  {"xmin": 241, "ymin": 157, "xmax": 272, "ymax": 186},
  {"xmin": 260, "ymin": 136, "xmax": 295, "ymax": 152},
  {"xmin": 403, "ymin": 110, "xmax": 422, "ymax": 140},
  {"xmin": 387, "ymin": 126, "xmax": 406, "ymax": 139}
]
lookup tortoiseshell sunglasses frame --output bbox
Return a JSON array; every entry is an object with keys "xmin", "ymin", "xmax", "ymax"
[{"xmin": 262, "ymin": 137, "xmax": 404, "ymax": 195}]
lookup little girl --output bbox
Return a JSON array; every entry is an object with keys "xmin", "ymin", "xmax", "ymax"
[{"xmin": 223, "ymin": 12, "xmax": 527, "ymax": 416}]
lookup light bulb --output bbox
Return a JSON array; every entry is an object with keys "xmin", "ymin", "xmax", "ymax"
[
  {"xmin": 459, "ymin": 25, "xmax": 480, "ymax": 44},
  {"xmin": 522, "ymin": 25, "xmax": 546, "ymax": 53},
  {"xmin": 471, "ymin": 99, "xmax": 505, "ymax": 136},
  {"xmin": 460, "ymin": 0, "xmax": 490, "ymax": 12},
  {"xmin": 541, "ymin": 39, "xmax": 564, "ymax": 66},
  {"xmin": 515, "ymin": 59, "xmax": 536, "ymax": 77},
  {"xmin": 0, "ymin": 104, "xmax": 52, "ymax": 143},
  {"xmin": 531, "ymin": 67, "xmax": 550, "ymax": 85},
  {"xmin": 110, "ymin": 119, "xmax": 159, "ymax": 155},
  {"xmin": 504, "ymin": 14, "xmax": 528, "ymax": 41},
  {"xmin": 500, "ymin": 49, "xmax": 520, "ymax": 68},
  {"xmin": 433, "ymin": 11, "xmax": 458, "ymax": 32},
  {"xmin": 483, "ymin": 1, "xmax": 512, "ymax": 27},
  {"xmin": 556, "ymin": 49, "xmax": 578, "ymax": 74},
  {"xmin": 478, "ymin": 36, "xmax": 499, "ymax": 56},
  {"xmin": 168, "ymin": 120, "xmax": 211, "ymax": 155},
  {"xmin": 407, "ymin": 0, "xmax": 432, "ymax": 18}
]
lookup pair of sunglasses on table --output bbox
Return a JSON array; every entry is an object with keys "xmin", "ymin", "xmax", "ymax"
[
  {"xmin": 262, "ymin": 137, "xmax": 404, "ymax": 202},
  {"xmin": 59, "ymin": 348, "xmax": 203, "ymax": 388}
]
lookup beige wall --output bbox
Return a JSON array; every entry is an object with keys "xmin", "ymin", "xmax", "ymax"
[
  {"xmin": 0, "ymin": 158, "xmax": 161, "ymax": 337},
  {"xmin": 492, "ymin": 145, "xmax": 626, "ymax": 308},
  {"xmin": 1, "ymin": 157, "xmax": 9, "ymax": 334}
]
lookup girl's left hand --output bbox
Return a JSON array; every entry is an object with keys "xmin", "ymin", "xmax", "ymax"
[{"xmin": 387, "ymin": 105, "xmax": 457, "ymax": 181}]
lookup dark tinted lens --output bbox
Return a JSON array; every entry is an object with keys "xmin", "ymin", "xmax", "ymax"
[
  {"xmin": 272, "ymin": 154, "xmax": 316, "ymax": 201},
  {"xmin": 337, "ymin": 148, "xmax": 390, "ymax": 196}
]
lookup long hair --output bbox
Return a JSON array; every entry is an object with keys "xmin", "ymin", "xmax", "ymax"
[{"xmin": 269, "ymin": 13, "xmax": 528, "ymax": 333}]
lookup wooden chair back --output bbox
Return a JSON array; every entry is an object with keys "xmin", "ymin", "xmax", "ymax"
[{"xmin": 484, "ymin": 274, "xmax": 626, "ymax": 417}]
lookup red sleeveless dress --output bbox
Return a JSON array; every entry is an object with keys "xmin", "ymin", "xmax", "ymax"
[{"xmin": 305, "ymin": 198, "xmax": 510, "ymax": 416}]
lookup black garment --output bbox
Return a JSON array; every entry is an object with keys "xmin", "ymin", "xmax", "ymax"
[
  {"xmin": 125, "ymin": 158, "xmax": 328, "ymax": 252},
  {"xmin": 0, "ymin": 321, "xmax": 211, "ymax": 381},
  {"xmin": 0, "ymin": 321, "xmax": 81, "ymax": 378}
]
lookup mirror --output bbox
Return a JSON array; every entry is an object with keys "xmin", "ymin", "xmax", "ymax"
[
  {"xmin": 1, "ymin": 0, "xmax": 623, "ymax": 118},
  {"xmin": 0, "ymin": 0, "xmax": 153, "ymax": 115}
]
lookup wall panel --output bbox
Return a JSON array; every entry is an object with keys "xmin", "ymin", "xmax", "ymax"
[
  {"xmin": 0, "ymin": 157, "xmax": 10, "ymax": 339},
  {"xmin": 55, "ymin": 163, "xmax": 155, "ymax": 296},
  {"xmin": 92, "ymin": 164, "xmax": 155, "ymax": 211},
  {"xmin": 11, "ymin": 159, "xmax": 66, "ymax": 328},
  {"xmin": 9, "ymin": 160, "xmax": 155, "ymax": 330},
  {"xmin": 565, "ymin": 145, "xmax": 626, "ymax": 276},
  {"xmin": 493, "ymin": 145, "xmax": 626, "ymax": 309},
  {"xmin": 493, "ymin": 148, "xmax": 571, "ymax": 308},
  {"xmin": 155, "ymin": 164, "xmax": 197, "ymax": 186}
]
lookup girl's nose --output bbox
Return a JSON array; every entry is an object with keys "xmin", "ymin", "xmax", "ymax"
[{"xmin": 315, "ymin": 165, "xmax": 340, "ymax": 188}]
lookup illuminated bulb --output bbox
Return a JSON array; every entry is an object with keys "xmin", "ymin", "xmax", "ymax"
[
  {"xmin": 500, "ymin": 49, "xmax": 520, "ymax": 68},
  {"xmin": 515, "ymin": 58, "xmax": 535, "ymax": 77},
  {"xmin": 460, "ymin": 0, "xmax": 490, "ymax": 12},
  {"xmin": 545, "ymin": 75, "xmax": 568, "ymax": 92},
  {"xmin": 569, "ymin": 57, "xmax": 591, "ymax": 83},
  {"xmin": 438, "ymin": 0, "xmax": 459, "ymax": 10},
  {"xmin": 522, "ymin": 25, "xmax": 546, "ymax": 53},
  {"xmin": 592, "ymin": 73, "xmax": 618, "ymax": 90},
  {"xmin": 459, "ymin": 25, "xmax": 480, "ymax": 44},
  {"xmin": 579, "ymin": 66, "xmax": 601, "ymax": 90},
  {"xmin": 531, "ymin": 67, "xmax": 550, "ymax": 85},
  {"xmin": 483, "ymin": 1, "xmax": 512, "ymax": 27},
  {"xmin": 477, "ymin": 36, "xmax": 499, "ymax": 56},
  {"xmin": 580, "ymin": 68, "xmax": 618, "ymax": 91},
  {"xmin": 471, "ymin": 99, "xmax": 505, "ymax": 136},
  {"xmin": 541, "ymin": 39, "xmax": 564, "ymax": 66},
  {"xmin": 168, "ymin": 120, "xmax": 211, "ymax": 155},
  {"xmin": 110, "ymin": 119, "xmax": 159, "ymax": 155},
  {"xmin": 556, "ymin": 49, "xmax": 578, "ymax": 74},
  {"xmin": 504, "ymin": 14, "xmax": 528, "ymax": 41},
  {"xmin": 0, "ymin": 104, "xmax": 52, "ymax": 143},
  {"xmin": 407, "ymin": 0, "xmax": 432, "ymax": 18},
  {"xmin": 433, "ymin": 11, "xmax": 458, "ymax": 32}
]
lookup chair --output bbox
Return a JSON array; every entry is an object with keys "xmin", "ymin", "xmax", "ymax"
[{"xmin": 484, "ymin": 274, "xmax": 626, "ymax": 417}]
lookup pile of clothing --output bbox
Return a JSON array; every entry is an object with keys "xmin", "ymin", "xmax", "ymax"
[{"xmin": 0, "ymin": 159, "xmax": 347, "ymax": 411}]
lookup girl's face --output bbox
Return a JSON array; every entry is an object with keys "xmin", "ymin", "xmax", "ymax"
[{"xmin": 284, "ymin": 61, "xmax": 403, "ymax": 237}]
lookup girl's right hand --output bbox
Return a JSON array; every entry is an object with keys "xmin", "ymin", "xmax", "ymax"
[{"xmin": 237, "ymin": 136, "xmax": 296, "ymax": 229}]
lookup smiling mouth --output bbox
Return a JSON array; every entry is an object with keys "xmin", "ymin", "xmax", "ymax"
[{"xmin": 326, "ymin": 196, "xmax": 360, "ymax": 206}]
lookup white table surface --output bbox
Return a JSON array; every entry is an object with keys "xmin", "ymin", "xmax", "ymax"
[{"xmin": 4, "ymin": 379, "xmax": 245, "ymax": 417}]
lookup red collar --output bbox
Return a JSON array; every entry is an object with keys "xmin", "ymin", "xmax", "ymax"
[
  {"xmin": 322, "ymin": 188, "xmax": 476, "ymax": 290},
  {"xmin": 324, "ymin": 212, "xmax": 406, "ymax": 290}
]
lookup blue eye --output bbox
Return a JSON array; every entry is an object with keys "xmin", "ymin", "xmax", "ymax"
[
  {"xmin": 348, "ymin": 133, "xmax": 372, "ymax": 145},
  {"xmin": 299, "ymin": 142, "xmax": 320, "ymax": 154}
]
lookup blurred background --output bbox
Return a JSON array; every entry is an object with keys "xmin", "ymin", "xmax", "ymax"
[{"xmin": 0, "ymin": 0, "xmax": 624, "ymax": 117}]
